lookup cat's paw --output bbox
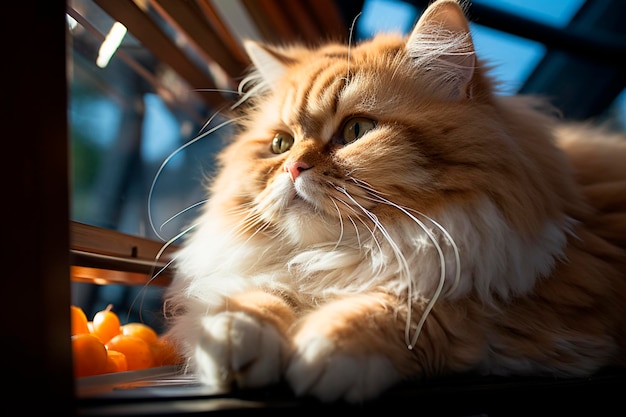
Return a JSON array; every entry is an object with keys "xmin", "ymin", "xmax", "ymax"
[
  {"xmin": 194, "ymin": 311, "xmax": 286, "ymax": 389},
  {"xmin": 285, "ymin": 335, "xmax": 402, "ymax": 403}
]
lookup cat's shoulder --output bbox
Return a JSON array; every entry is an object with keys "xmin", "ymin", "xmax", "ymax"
[{"xmin": 555, "ymin": 122, "xmax": 626, "ymax": 184}]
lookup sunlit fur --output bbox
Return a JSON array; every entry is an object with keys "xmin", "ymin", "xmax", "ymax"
[{"xmin": 163, "ymin": 0, "xmax": 626, "ymax": 403}]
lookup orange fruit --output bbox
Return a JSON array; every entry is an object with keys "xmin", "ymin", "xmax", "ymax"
[
  {"xmin": 104, "ymin": 350, "xmax": 128, "ymax": 373},
  {"xmin": 106, "ymin": 334, "xmax": 154, "ymax": 371},
  {"xmin": 71, "ymin": 305, "xmax": 90, "ymax": 335},
  {"xmin": 72, "ymin": 333, "xmax": 108, "ymax": 377},
  {"xmin": 92, "ymin": 305, "xmax": 121, "ymax": 343},
  {"xmin": 121, "ymin": 322, "xmax": 158, "ymax": 345},
  {"xmin": 151, "ymin": 336, "xmax": 183, "ymax": 366}
]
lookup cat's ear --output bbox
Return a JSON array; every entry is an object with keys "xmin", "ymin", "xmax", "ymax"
[
  {"xmin": 243, "ymin": 40, "xmax": 292, "ymax": 91},
  {"xmin": 406, "ymin": 0, "xmax": 476, "ymax": 99}
]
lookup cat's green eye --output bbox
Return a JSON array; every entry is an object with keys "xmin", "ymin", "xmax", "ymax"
[
  {"xmin": 342, "ymin": 117, "xmax": 376, "ymax": 144},
  {"xmin": 271, "ymin": 132, "xmax": 294, "ymax": 154}
]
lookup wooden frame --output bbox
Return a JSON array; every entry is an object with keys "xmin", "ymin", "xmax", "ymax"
[{"xmin": 5, "ymin": 1, "xmax": 74, "ymax": 415}]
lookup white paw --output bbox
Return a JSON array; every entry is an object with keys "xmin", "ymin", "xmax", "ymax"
[
  {"xmin": 194, "ymin": 311, "xmax": 285, "ymax": 389},
  {"xmin": 285, "ymin": 336, "xmax": 402, "ymax": 403}
]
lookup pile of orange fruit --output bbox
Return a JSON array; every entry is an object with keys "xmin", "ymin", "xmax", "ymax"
[{"xmin": 71, "ymin": 304, "xmax": 183, "ymax": 378}]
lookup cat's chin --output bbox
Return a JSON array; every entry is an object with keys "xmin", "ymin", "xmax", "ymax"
[
  {"xmin": 281, "ymin": 207, "xmax": 343, "ymax": 247},
  {"xmin": 288, "ymin": 191, "xmax": 314, "ymax": 209},
  {"xmin": 290, "ymin": 175, "xmax": 331, "ymax": 211}
]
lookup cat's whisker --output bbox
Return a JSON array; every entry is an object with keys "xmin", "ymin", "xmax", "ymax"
[
  {"xmin": 233, "ymin": 71, "xmax": 268, "ymax": 109},
  {"xmin": 342, "ymin": 12, "xmax": 362, "ymax": 84},
  {"xmin": 150, "ymin": 257, "xmax": 177, "ymax": 284},
  {"xmin": 328, "ymin": 190, "xmax": 387, "ymax": 277},
  {"xmin": 359, "ymin": 187, "xmax": 461, "ymax": 294},
  {"xmin": 159, "ymin": 199, "xmax": 208, "ymax": 234},
  {"xmin": 128, "ymin": 223, "xmax": 195, "ymax": 323},
  {"xmin": 193, "ymin": 87, "xmax": 240, "ymax": 96},
  {"xmin": 329, "ymin": 185, "xmax": 385, "ymax": 254},
  {"xmin": 328, "ymin": 198, "xmax": 346, "ymax": 250},
  {"xmin": 349, "ymin": 177, "xmax": 393, "ymax": 197},
  {"xmin": 402, "ymin": 206, "xmax": 461, "ymax": 296},
  {"xmin": 342, "ymin": 179, "xmax": 455, "ymax": 348},
  {"xmin": 347, "ymin": 215, "xmax": 363, "ymax": 247},
  {"xmin": 334, "ymin": 187, "xmax": 413, "ymax": 310},
  {"xmin": 358, "ymin": 190, "xmax": 452, "ymax": 349},
  {"xmin": 344, "ymin": 168, "xmax": 361, "ymax": 177},
  {"xmin": 148, "ymin": 115, "xmax": 242, "ymax": 241},
  {"xmin": 330, "ymin": 195, "xmax": 371, "ymax": 251}
]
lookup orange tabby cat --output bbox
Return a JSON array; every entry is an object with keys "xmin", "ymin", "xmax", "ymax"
[{"xmin": 163, "ymin": 0, "xmax": 626, "ymax": 403}]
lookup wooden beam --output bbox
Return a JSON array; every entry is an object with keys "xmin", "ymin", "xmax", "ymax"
[
  {"xmin": 70, "ymin": 221, "xmax": 177, "ymax": 286},
  {"xmin": 93, "ymin": 0, "xmax": 225, "ymax": 108},
  {"xmin": 242, "ymin": 0, "xmax": 299, "ymax": 42},
  {"xmin": 151, "ymin": 0, "xmax": 248, "ymax": 78},
  {"xmin": 196, "ymin": 0, "xmax": 251, "ymax": 64}
]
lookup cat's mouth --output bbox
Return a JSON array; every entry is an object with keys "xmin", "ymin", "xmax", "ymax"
[
  {"xmin": 267, "ymin": 170, "xmax": 376, "ymax": 221},
  {"xmin": 291, "ymin": 175, "xmax": 376, "ymax": 217},
  {"xmin": 284, "ymin": 173, "xmax": 335, "ymax": 214},
  {"xmin": 261, "ymin": 172, "xmax": 317, "ymax": 213},
  {"xmin": 290, "ymin": 181, "xmax": 320, "ymax": 208}
]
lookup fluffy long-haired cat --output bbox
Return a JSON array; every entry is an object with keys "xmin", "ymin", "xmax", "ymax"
[{"xmin": 163, "ymin": 0, "xmax": 626, "ymax": 404}]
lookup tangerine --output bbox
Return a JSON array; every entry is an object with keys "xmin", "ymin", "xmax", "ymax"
[
  {"xmin": 106, "ymin": 334, "xmax": 154, "ymax": 371},
  {"xmin": 72, "ymin": 333, "xmax": 107, "ymax": 377},
  {"xmin": 92, "ymin": 304, "xmax": 121, "ymax": 343},
  {"xmin": 121, "ymin": 322, "xmax": 158, "ymax": 345},
  {"xmin": 104, "ymin": 349, "xmax": 128, "ymax": 373},
  {"xmin": 151, "ymin": 336, "xmax": 183, "ymax": 366},
  {"xmin": 70, "ymin": 305, "xmax": 90, "ymax": 335}
]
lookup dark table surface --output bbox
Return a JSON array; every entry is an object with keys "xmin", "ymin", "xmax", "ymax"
[{"xmin": 75, "ymin": 365, "xmax": 625, "ymax": 416}]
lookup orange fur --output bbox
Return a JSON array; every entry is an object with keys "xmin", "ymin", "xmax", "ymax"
[{"xmin": 164, "ymin": 0, "xmax": 626, "ymax": 403}]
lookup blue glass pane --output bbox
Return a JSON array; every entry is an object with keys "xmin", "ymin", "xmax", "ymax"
[
  {"xmin": 471, "ymin": 24, "xmax": 546, "ymax": 93},
  {"xmin": 473, "ymin": 0, "xmax": 585, "ymax": 28},
  {"xmin": 358, "ymin": 0, "xmax": 418, "ymax": 39}
]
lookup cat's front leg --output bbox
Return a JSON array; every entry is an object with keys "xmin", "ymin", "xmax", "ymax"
[
  {"xmin": 194, "ymin": 291, "xmax": 296, "ymax": 389},
  {"xmin": 285, "ymin": 292, "xmax": 483, "ymax": 403},
  {"xmin": 285, "ymin": 292, "xmax": 411, "ymax": 403}
]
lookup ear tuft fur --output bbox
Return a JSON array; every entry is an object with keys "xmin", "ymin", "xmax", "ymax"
[
  {"xmin": 406, "ymin": 0, "xmax": 476, "ymax": 99},
  {"xmin": 243, "ymin": 40, "xmax": 290, "ymax": 91}
]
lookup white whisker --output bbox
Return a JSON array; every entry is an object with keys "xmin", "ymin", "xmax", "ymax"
[
  {"xmin": 128, "ymin": 223, "xmax": 193, "ymax": 322},
  {"xmin": 148, "ymin": 115, "xmax": 241, "ymax": 241},
  {"xmin": 329, "ymin": 186, "xmax": 384, "ymax": 258},
  {"xmin": 328, "ymin": 198, "xmax": 345, "ymax": 250},
  {"xmin": 344, "ymin": 12, "xmax": 362, "ymax": 83},
  {"xmin": 404, "ymin": 207, "xmax": 461, "ymax": 296},
  {"xmin": 349, "ymin": 178, "xmax": 461, "ymax": 349},
  {"xmin": 193, "ymin": 87, "xmax": 240, "ymax": 96},
  {"xmin": 346, "ymin": 215, "xmax": 362, "ymax": 247},
  {"xmin": 159, "ymin": 199, "xmax": 208, "ymax": 233},
  {"xmin": 334, "ymin": 187, "xmax": 414, "ymax": 338},
  {"xmin": 350, "ymin": 177, "xmax": 393, "ymax": 197}
]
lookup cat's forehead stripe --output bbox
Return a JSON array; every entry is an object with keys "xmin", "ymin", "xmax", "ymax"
[
  {"xmin": 281, "ymin": 63, "xmax": 328, "ymax": 129},
  {"xmin": 281, "ymin": 59, "xmax": 349, "ymax": 140}
]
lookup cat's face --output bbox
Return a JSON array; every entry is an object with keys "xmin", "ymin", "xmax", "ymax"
[{"xmin": 207, "ymin": 1, "xmax": 569, "ymax": 248}]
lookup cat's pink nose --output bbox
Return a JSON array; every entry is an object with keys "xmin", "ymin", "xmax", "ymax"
[{"xmin": 284, "ymin": 161, "xmax": 311, "ymax": 181}]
